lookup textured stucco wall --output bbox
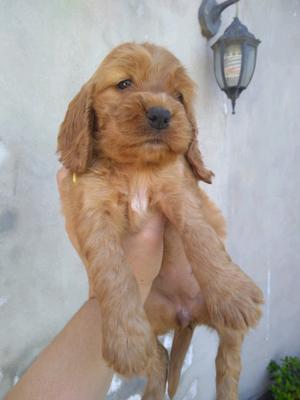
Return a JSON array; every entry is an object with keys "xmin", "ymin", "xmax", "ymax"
[{"xmin": 1, "ymin": 1, "xmax": 300, "ymax": 399}]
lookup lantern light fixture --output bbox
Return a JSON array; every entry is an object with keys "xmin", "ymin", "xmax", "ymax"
[{"xmin": 199, "ymin": 0, "xmax": 261, "ymax": 114}]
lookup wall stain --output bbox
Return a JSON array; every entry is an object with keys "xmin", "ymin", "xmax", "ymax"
[{"xmin": 0, "ymin": 209, "xmax": 18, "ymax": 234}]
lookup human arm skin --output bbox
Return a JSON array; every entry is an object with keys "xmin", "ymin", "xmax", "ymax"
[{"xmin": 5, "ymin": 169, "xmax": 165, "ymax": 400}]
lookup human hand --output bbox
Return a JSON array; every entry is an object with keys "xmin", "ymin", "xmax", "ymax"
[{"xmin": 56, "ymin": 167, "xmax": 165, "ymax": 303}]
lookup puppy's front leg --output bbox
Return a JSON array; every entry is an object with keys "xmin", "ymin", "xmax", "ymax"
[
  {"xmin": 158, "ymin": 183, "xmax": 264, "ymax": 331},
  {"xmin": 76, "ymin": 206, "xmax": 156, "ymax": 377}
]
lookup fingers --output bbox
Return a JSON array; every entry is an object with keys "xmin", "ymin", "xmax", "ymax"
[
  {"xmin": 88, "ymin": 277, "xmax": 96, "ymax": 299},
  {"xmin": 56, "ymin": 167, "xmax": 82, "ymax": 254}
]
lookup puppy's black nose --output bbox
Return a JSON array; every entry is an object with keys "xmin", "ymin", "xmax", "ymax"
[{"xmin": 147, "ymin": 107, "xmax": 171, "ymax": 130}]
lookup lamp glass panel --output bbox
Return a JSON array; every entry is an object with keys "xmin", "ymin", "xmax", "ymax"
[
  {"xmin": 240, "ymin": 44, "xmax": 256, "ymax": 88},
  {"xmin": 213, "ymin": 45, "xmax": 224, "ymax": 88},
  {"xmin": 224, "ymin": 42, "xmax": 242, "ymax": 87}
]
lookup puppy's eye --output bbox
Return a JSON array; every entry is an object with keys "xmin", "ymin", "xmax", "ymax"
[
  {"xmin": 117, "ymin": 79, "xmax": 132, "ymax": 90},
  {"xmin": 177, "ymin": 93, "xmax": 184, "ymax": 104}
]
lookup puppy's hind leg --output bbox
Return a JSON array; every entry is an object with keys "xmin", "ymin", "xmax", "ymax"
[
  {"xmin": 168, "ymin": 325, "xmax": 195, "ymax": 399},
  {"xmin": 142, "ymin": 340, "xmax": 169, "ymax": 400},
  {"xmin": 215, "ymin": 328, "xmax": 244, "ymax": 400}
]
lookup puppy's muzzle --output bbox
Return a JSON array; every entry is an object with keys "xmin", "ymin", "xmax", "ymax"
[{"xmin": 146, "ymin": 107, "xmax": 171, "ymax": 130}]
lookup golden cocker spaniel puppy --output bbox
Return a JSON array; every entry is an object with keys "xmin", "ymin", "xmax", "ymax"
[{"xmin": 57, "ymin": 43, "xmax": 263, "ymax": 400}]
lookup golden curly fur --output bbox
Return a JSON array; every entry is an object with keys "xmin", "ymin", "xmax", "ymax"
[{"xmin": 57, "ymin": 43, "xmax": 263, "ymax": 400}]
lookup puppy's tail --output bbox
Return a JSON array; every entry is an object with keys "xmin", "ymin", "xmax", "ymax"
[{"xmin": 168, "ymin": 325, "xmax": 195, "ymax": 399}]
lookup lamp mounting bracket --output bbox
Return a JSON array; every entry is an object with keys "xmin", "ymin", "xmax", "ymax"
[{"xmin": 198, "ymin": 0, "xmax": 240, "ymax": 39}]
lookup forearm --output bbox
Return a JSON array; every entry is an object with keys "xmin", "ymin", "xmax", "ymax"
[
  {"xmin": 5, "ymin": 299, "xmax": 113, "ymax": 400},
  {"xmin": 5, "ymin": 285, "xmax": 151, "ymax": 400}
]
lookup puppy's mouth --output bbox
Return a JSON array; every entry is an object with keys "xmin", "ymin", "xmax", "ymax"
[
  {"xmin": 143, "ymin": 138, "xmax": 170, "ymax": 149},
  {"xmin": 144, "ymin": 138, "xmax": 165, "ymax": 145}
]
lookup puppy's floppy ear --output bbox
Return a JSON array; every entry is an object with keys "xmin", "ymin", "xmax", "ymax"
[
  {"xmin": 185, "ymin": 113, "xmax": 214, "ymax": 184},
  {"xmin": 57, "ymin": 83, "xmax": 95, "ymax": 174}
]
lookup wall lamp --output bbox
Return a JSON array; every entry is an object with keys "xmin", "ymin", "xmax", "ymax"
[{"xmin": 199, "ymin": 0, "xmax": 261, "ymax": 114}]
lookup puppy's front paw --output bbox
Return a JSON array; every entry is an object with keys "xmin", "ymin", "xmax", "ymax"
[
  {"xmin": 102, "ymin": 311, "xmax": 154, "ymax": 376},
  {"xmin": 207, "ymin": 270, "xmax": 264, "ymax": 331}
]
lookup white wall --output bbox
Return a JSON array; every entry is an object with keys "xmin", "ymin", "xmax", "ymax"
[{"xmin": 1, "ymin": 1, "xmax": 299, "ymax": 398}]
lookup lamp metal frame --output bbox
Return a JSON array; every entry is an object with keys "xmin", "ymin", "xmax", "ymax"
[
  {"xmin": 198, "ymin": 0, "xmax": 240, "ymax": 39},
  {"xmin": 212, "ymin": 17, "xmax": 261, "ymax": 113}
]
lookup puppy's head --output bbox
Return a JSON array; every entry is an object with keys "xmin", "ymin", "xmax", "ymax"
[{"xmin": 58, "ymin": 43, "xmax": 213, "ymax": 183}]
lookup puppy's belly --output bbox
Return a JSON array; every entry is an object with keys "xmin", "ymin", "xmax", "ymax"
[
  {"xmin": 128, "ymin": 190, "xmax": 206, "ymax": 329},
  {"xmin": 145, "ymin": 276, "xmax": 206, "ymax": 334},
  {"xmin": 147, "ymin": 222, "xmax": 207, "ymax": 331},
  {"xmin": 151, "ymin": 270, "xmax": 206, "ymax": 327}
]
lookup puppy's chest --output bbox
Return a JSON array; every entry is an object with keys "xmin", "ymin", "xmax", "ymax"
[
  {"xmin": 127, "ymin": 183, "xmax": 152, "ymax": 230},
  {"xmin": 130, "ymin": 185, "xmax": 149, "ymax": 215}
]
